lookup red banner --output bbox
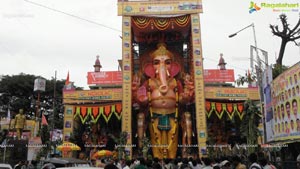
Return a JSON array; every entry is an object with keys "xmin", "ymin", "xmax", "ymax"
[
  {"xmin": 87, "ymin": 69, "xmax": 234, "ymax": 84},
  {"xmin": 87, "ymin": 71, "xmax": 122, "ymax": 85},
  {"xmin": 204, "ymin": 69, "xmax": 235, "ymax": 82}
]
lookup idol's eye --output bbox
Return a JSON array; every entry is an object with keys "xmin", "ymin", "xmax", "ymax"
[
  {"xmin": 153, "ymin": 60, "xmax": 160, "ymax": 65},
  {"xmin": 165, "ymin": 59, "xmax": 171, "ymax": 65}
]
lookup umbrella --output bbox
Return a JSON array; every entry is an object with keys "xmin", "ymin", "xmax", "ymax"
[
  {"xmin": 57, "ymin": 141, "xmax": 81, "ymax": 151},
  {"xmin": 92, "ymin": 150, "xmax": 113, "ymax": 159}
]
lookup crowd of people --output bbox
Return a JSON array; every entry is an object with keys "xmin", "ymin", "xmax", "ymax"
[
  {"xmin": 13, "ymin": 160, "xmax": 35, "ymax": 169},
  {"xmin": 10, "ymin": 152, "xmax": 300, "ymax": 169},
  {"xmin": 92, "ymin": 153, "xmax": 280, "ymax": 169}
]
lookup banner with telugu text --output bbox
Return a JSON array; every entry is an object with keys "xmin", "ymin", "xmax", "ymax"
[
  {"xmin": 117, "ymin": 0, "xmax": 203, "ymax": 16},
  {"xmin": 63, "ymin": 89, "xmax": 122, "ymax": 104}
]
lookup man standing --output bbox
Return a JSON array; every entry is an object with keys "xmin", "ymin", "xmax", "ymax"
[
  {"xmin": 248, "ymin": 153, "xmax": 262, "ymax": 169},
  {"xmin": 264, "ymin": 76, "xmax": 272, "ymax": 122},
  {"xmin": 232, "ymin": 156, "xmax": 246, "ymax": 169},
  {"xmin": 14, "ymin": 109, "xmax": 26, "ymax": 140}
]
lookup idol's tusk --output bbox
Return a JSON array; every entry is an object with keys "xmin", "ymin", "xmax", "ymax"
[{"xmin": 167, "ymin": 70, "xmax": 170, "ymax": 77}]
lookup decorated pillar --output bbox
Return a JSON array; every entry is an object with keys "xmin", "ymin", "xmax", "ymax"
[
  {"xmin": 190, "ymin": 14, "xmax": 207, "ymax": 157},
  {"xmin": 63, "ymin": 106, "xmax": 74, "ymax": 141},
  {"xmin": 121, "ymin": 16, "xmax": 133, "ymax": 157}
]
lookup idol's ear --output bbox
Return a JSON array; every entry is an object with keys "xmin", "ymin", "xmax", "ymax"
[
  {"xmin": 144, "ymin": 63, "xmax": 155, "ymax": 78},
  {"xmin": 169, "ymin": 62, "xmax": 181, "ymax": 77}
]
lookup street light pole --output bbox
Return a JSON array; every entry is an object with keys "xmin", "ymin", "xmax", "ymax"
[
  {"xmin": 228, "ymin": 23, "xmax": 254, "ymax": 38},
  {"xmin": 251, "ymin": 24, "xmax": 262, "ymax": 74},
  {"xmin": 229, "ymin": 23, "xmax": 266, "ymax": 143},
  {"xmin": 52, "ymin": 71, "xmax": 57, "ymax": 155},
  {"xmin": 228, "ymin": 23, "xmax": 261, "ymax": 73}
]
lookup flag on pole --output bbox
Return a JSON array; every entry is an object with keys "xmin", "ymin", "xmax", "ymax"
[
  {"xmin": 65, "ymin": 71, "xmax": 70, "ymax": 85},
  {"xmin": 42, "ymin": 113, "xmax": 48, "ymax": 126},
  {"xmin": 247, "ymin": 69, "xmax": 252, "ymax": 81}
]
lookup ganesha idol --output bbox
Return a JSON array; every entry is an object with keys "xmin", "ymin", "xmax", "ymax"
[{"xmin": 132, "ymin": 43, "xmax": 194, "ymax": 159}]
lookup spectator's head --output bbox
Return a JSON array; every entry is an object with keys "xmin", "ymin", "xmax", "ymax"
[
  {"xmin": 152, "ymin": 163, "xmax": 162, "ymax": 169},
  {"xmin": 212, "ymin": 165, "xmax": 220, "ymax": 169},
  {"xmin": 192, "ymin": 159, "xmax": 197, "ymax": 167},
  {"xmin": 248, "ymin": 153, "xmax": 258, "ymax": 163},
  {"xmin": 138, "ymin": 157, "xmax": 145, "ymax": 165},
  {"xmin": 220, "ymin": 160, "xmax": 231, "ymax": 169},
  {"xmin": 202, "ymin": 157, "xmax": 212, "ymax": 166},
  {"xmin": 196, "ymin": 158, "xmax": 202, "ymax": 165},
  {"xmin": 232, "ymin": 155, "xmax": 241, "ymax": 165},
  {"xmin": 182, "ymin": 158, "xmax": 189, "ymax": 164},
  {"xmin": 259, "ymin": 157, "xmax": 268, "ymax": 167},
  {"xmin": 145, "ymin": 160, "xmax": 152, "ymax": 168},
  {"xmin": 153, "ymin": 157, "xmax": 159, "ymax": 163},
  {"xmin": 104, "ymin": 164, "xmax": 119, "ymax": 169},
  {"xmin": 164, "ymin": 158, "xmax": 170, "ymax": 164}
]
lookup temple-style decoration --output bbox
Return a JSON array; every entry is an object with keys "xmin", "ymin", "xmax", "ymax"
[
  {"xmin": 73, "ymin": 103, "xmax": 122, "ymax": 123},
  {"xmin": 61, "ymin": 1, "xmax": 260, "ymax": 159},
  {"xmin": 62, "ymin": 55, "xmax": 260, "ymax": 159},
  {"xmin": 205, "ymin": 101, "xmax": 245, "ymax": 120},
  {"xmin": 62, "ymin": 56, "xmax": 123, "ymax": 158},
  {"xmin": 118, "ymin": 0, "xmax": 207, "ymax": 158},
  {"xmin": 218, "ymin": 53, "xmax": 227, "ymax": 70},
  {"xmin": 94, "ymin": 55, "xmax": 102, "ymax": 72}
]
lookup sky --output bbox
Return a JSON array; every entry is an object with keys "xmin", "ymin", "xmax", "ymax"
[{"xmin": 0, "ymin": 0, "xmax": 300, "ymax": 89}]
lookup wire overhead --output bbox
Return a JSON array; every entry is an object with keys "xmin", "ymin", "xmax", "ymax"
[{"xmin": 24, "ymin": 0, "xmax": 121, "ymax": 33}]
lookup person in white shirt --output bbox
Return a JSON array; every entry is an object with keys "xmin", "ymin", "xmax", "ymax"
[
  {"xmin": 201, "ymin": 157, "xmax": 213, "ymax": 169},
  {"xmin": 122, "ymin": 160, "xmax": 131, "ymax": 169},
  {"xmin": 248, "ymin": 153, "xmax": 262, "ymax": 169}
]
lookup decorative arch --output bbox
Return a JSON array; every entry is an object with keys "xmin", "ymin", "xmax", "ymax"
[
  {"xmin": 72, "ymin": 103, "xmax": 122, "ymax": 124},
  {"xmin": 205, "ymin": 101, "xmax": 245, "ymax": 120}
]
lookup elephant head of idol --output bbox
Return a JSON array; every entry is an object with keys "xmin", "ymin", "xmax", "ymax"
[{"xmin": 144, "ymin": 43, "xmax": 180, "ymax": 95}]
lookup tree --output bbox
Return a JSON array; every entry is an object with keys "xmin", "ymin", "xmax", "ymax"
[
  {"xmin": 272, "ymin": 64, "xmax": 289, "ymax": 79},
  {"xmin": 240, "ymin": 99, "xmax": 262, "ymax": 154},
  {"xmin": 0, "ymin": 74, "xmax": 36, "ymax": 114},
  {"xmin": 235, "ymin": 70, "xmax": 256, "ymax": 86},
  {"xmin": 0, "ymin": 73, "xmax": 67, "ymax": 129},
  {"xmin": 141, "ymin": 137, "xmax": 150, "ymax": 159},
  {"xmin": 270, "ymin": 14, "xmax": 300, "ymax": 69},
  {"xmin": 109, "ymin": 131, "xmax": 128, "ymax": 160},
  {"xmin": 236, "ymin": 64, "xmax": 289, "ymax": 87}
]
